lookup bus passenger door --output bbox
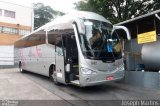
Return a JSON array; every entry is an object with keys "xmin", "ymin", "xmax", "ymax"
[
  {"xmin": 64, "ymin": 35, "xmax": 79, "ymax": 83},
  {"xmin": 55, "ymin": 35, "xmax": 66, "ymax": 84}
]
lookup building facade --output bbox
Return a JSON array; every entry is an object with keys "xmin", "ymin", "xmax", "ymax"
[
  {"xmin": 0, "ymin": 1, "xmax": 33, "ymax": 66},
  {"xmin": 117, "ymin": 10, "xmax": 160, "ymax": 89}
]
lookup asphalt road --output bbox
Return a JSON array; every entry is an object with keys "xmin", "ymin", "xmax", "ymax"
[
  {"xmin": 0, "ymin": 68, "xmax": 160, "ymax": 106},
  {"xmin": 22, "ymin": 69, "xmax": 160, "ymax": 106}
]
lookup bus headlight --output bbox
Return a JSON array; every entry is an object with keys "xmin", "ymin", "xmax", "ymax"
[{"xmin": 81, "ymin": 68, "xmax": 97, "ymax": 75}]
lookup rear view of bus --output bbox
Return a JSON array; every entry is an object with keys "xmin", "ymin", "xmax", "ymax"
[{"xmin": 14, "ymin": 11, "xmax": 130, "ymax": 87}]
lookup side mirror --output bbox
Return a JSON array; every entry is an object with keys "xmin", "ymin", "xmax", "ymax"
[{"xmin": 112, "ymin": 26, "xmax": 131, "ymax": 40}]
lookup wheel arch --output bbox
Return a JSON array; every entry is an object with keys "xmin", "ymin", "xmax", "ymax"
[{"xmin": 49, "ymin": 64, "xmax": 55, "ymax": 76}]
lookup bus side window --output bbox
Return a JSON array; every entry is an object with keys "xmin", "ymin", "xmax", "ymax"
[
  {"xmin": 55, "ymin": 35, "xmax": 64, "ymax": 56},
  {"xmin": 48, "ymin": 30, "xmax": 56, "ymax": 45}
]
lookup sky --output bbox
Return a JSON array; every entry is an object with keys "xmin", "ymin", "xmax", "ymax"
[{"xmin": 0, "ymin": 0, "xmax": 82, "ymax": 13}]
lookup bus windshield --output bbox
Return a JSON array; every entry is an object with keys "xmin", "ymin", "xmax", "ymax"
[{"xmin": 79, "ymin": 19, "xmax": 122, "ymax": 61}]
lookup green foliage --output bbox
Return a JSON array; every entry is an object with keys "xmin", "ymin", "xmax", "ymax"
[
  {"xmin": 153, "ymin": 0, "xmax": 160, "ymax": 10},
  {"xmin": 75, "ymin": 0, "xmax": 159, "ymax": 24},
  {"xmin": 34, "ymin": 3, "xmax": 64, "ymax": 30}
]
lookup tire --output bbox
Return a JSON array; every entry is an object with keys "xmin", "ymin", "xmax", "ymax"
[
  {"xmin": 49, "ymin": 65, "xmax": 59, "ymax": 84},
  {"xmin": 19, "ymin": 62, "xmax": 25, "ymax": 73}
]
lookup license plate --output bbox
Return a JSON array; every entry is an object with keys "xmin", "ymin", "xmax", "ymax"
[{"xmin": 106, "ymin": 76, "xmax": 114, "ymax": 80}]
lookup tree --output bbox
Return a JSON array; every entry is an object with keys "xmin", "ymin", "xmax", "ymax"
[
  {"xmin": 75, "ymin": 0, "xmax": 158, "ymax": 24},
  {"xmin": 34, "ymin": 3, "xmax": 64, "ymax": 30},
  {"xmin": 153, "ymin": 0, "xmax": 160, "ymax": 10}
]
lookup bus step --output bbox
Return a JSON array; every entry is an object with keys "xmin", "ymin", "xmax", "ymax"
[{"xmin": 70, "ymin": 80, "xmax": 80, "ymax": 85}]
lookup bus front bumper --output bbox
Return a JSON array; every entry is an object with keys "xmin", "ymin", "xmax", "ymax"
[{"xmin": 80, "ymin": 70, "xmax": 124, "ymax": 87}]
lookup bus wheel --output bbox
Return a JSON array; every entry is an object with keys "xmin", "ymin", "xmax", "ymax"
[
  {"xmin": 19, "ymin": 62, "xmax": 25, "ymax": 73},
  {"xmin": 49, "ymin": 65, "xmax": 59, "ymax": 84}
]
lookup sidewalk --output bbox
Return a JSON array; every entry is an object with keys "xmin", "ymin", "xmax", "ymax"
[{"xmin": 0, "ymin": 68, "xmax": 61, "ymax": 100}]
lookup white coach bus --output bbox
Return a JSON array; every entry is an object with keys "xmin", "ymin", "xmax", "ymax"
[{"xmin": 14, "ymin": 11, "xmax": 130, "ymax": 87}]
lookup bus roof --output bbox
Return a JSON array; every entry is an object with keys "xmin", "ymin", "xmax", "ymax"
[{"xmin": 20, "ymin": 11, "xmax": 111, "ymax": 40}]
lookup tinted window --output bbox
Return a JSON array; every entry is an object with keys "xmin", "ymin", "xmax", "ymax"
[
  {"xmin": 48, "ymin": 30, "xmax": 56, "ymax": 45},
  {"xmin": 48, "ymin": 29, "xmax": 74, "ymax": 45},
  {"xmin": 55, "ymin": 34, "xmax": 64, "ymax": 56},
  {"xmin": 15, "ymin": 30, "xmax": 46, "ymax": 48},
  {"xmin": 62, "ymin": 34, "xmax": 78, "ymax": 63}
]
